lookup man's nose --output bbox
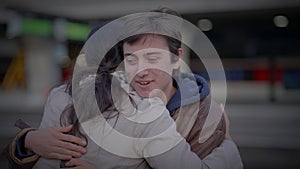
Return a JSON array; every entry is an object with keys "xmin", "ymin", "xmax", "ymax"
[
  {"xmin": 136, "ymin": 69, "xmax": 149, "ymax": 77},
  {"xmin": 136, "ymin": 62, "xmax": 149, "ymax": 77}
]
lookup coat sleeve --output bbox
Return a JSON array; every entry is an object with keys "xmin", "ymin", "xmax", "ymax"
[
  {"xmin": 165, "ymin": 97, "xmax": 243, "ymax": 169},
  {"xmin": 145, "ymin": 134, "xmax": 244, "ymax": 169},
  {"xmin": 7, "ymin": 128, "xmax": 40, "ymax": 169},
  {"xmin": 6, "ymin": 85, "xmax": 70, "ymax": 169},
  {"xmin": 204, "ymin": 139, "xmax": 244, "ymax": 169},
  {"xmin": 140, "ymin": 97, "xmax": 243, "ymax": 169}
]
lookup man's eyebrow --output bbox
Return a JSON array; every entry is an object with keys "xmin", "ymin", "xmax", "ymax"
[
  {"xmin": 145, "ymin": 51, "xmax": 163, "ymax": 56},
  {"xmin": 124, "ymin": 51, "xmax": 163, "ymax": 57},
  {"xmin": 124, "ymin": 52, "xmax": 135, "ymax": 57}
]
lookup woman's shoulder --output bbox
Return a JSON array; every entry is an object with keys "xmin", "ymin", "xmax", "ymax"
[
  {"xmin": 39, "ymin": 84, "xmax": 71, "ymax": 128},
  {"xmin": 47, "ymin": 84, "xmax": 71, "ymax": 113},
  {"xmin": 49, "ymin": 84, "xmax": 69, "ymax": 98}
]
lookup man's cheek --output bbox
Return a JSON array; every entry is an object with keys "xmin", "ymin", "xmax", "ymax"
[
  {"xmin": 155, "ymin": 69, "xmax": 172, "ymax": 78},
  {"xmin": 153, "ymin": 66, "xmax": 172, "ymax": 75}
]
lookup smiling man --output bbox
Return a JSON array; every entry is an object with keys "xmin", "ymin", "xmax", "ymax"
[
  {"xmin": 120, "ymin": 7, "xmax": 243, "ymax": 168},
  {"xmin": 123, "ymin": 34, "xmax": 180, "ymax": 101}
]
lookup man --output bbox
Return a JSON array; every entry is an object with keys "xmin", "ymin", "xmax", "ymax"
[{"xmin": 7, "ymin": 8, "xmax": 243, "ymax": 169}]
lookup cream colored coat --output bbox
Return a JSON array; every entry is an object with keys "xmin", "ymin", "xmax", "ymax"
[{"xmin": 32, "ymin": 81, "xmax": 243, "ymax": 169}]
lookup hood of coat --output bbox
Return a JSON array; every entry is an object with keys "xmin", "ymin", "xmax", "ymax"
[{"xmin": 166, "ymin": 73, "xmax": 210, "ymax": 113}]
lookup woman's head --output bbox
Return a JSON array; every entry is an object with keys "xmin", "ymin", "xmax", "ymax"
[{"xmin": 60, "ymin": 41, "xmax": 124, "ymax": 142}]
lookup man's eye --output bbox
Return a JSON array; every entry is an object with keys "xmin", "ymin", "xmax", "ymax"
[
  {"xmin": 125, "ymin": 57, "xmax": 137, "ymax": 64},
  {"xmin": 148, "ymin": 56, "xmax": 159, "ymax": 62}
]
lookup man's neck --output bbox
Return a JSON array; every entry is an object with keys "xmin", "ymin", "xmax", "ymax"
[{"xmin": 165, "ymin": 86, "xmax": 177, "ymax": 105}]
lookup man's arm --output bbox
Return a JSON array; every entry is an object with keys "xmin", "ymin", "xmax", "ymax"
[
  {"xmin": 8, "ymin": 128, "xmax": 40, "ymax": 169},
  {"xmin": 7, "ymin": 85, "xmax": 86, "ymax": 169}
]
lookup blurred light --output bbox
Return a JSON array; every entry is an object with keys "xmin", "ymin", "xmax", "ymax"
[
  {"xmin": 66, "ymin": 22, "xmax": 91, "ymax": 41},
  {"xmin": 273, "ymin": 15, "xmax": 289, "ymax": 28},
  {"xmin": 7, "ymin": 14, "xmax": 22, "ymax": 38},
  {"xmin": 53, "ymin": 18, "xmax": 67, "ymax": 42},
  {"xmin": 22, "ymin": 18, "xmax": 52, "ymax": 36},
  {"xmin": 197, "ymin": 19, "xmax": 213, "ymax": 31},
  {"xmin": 54, "ymin": 43, "xmax": 68, "ymax": 65}
]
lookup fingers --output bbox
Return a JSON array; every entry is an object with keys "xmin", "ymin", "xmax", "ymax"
[
  {"xmin": 149, "ymin": 89, "xmax": 167, "ymax": 104},
  {"xmin": 24, "ymin": 126, "xmax": 88, "ymax": 161},
  {"xmin": 64, "ymin": 158, "xmax": 96, "ymax": 169},
  {"xmin": 55, "ymin": 126, "xmax": 87, "ymax": 147},
  {"xmin": 65, "ymin": 158, "xmax": 83, "ymax": 167},
  {"xmin": 49, "ymin": 126, "xmax": 87, "ymax": 158},
  {"xmin": 43, "ymin": 140, "xmax": 86, "ymax": 160},
  {"xmin": 56, "ymin": 125, "xmax": 73, "ymax": 133},
  {"xmin": 60, "ymin": 133, "xmax": 87, "ymax": 147},
  {"xmin": 51, "ymin": 146, "xmax": 83, "ymax": 158},
  {"xmin": 57, "ymin": 139, "xmax": 87, "ymax": 154}
]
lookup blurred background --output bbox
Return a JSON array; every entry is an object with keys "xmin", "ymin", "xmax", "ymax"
[{"xmin": 0, "ymin": 0, "xmax": 300, "ymax": 168}]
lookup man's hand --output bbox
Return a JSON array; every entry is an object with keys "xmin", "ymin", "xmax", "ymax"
[
  {"xmin": 25, "ymin": 125, "xmax": 87, "ymax": 160},
  {"xmin": 59, "ymin": 158, "xmax": 97, "ymax": 169},
  {"xmin": 149, "ymin": 89, "xmax": 167, "ymax": 105},
  {"xmin": 221, "ymin": 104, "xmax": 232, "ymax": 139}
]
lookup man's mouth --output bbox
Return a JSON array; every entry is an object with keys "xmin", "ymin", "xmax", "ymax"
[
  {"xmin": 139, "ymin": 81, "xmax": 150, "ymax": 85},
  {"xmin": 136, "ymin": 80, "xmax": 152, "ymax": 87}
]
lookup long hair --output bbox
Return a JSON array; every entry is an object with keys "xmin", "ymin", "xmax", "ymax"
[{"xmin": 59, "ymin": 42, "xmax": 123, "ymax": 143}]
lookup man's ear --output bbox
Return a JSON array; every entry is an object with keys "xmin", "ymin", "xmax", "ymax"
[{"xmin": 172, "ymin": 48, "xmax": 183, "ymax": 69}]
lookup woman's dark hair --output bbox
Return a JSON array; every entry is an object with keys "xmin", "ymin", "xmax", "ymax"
[{"xmin": 60, "ymin": 42, "xmax": 123, "ymax": 143}]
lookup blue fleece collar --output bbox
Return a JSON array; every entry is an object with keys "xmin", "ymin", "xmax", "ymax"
[{"xmin": 166, "ymin": 73, "xmax": 210, "ymax": 113}]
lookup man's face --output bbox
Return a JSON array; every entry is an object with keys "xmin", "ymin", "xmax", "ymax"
[{"xmin": 123, "ymin": 35, "xmax": 181, "ymax": 99}]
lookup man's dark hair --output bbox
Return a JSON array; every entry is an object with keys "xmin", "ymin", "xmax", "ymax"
[{"xmin": 122, "ymin": 7, "xmax": 183, "ymax": 63}]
